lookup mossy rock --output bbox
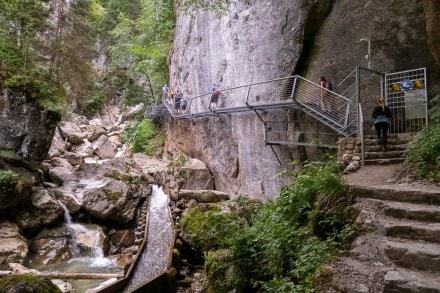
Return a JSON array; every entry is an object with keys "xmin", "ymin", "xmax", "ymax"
[
  {"xmin": 67, "ymin": 134, "xmax": 83, "ymax": 145},
  {"xmin": 0, "ymin": 274, "xmax": 62, "ymax": 293}
]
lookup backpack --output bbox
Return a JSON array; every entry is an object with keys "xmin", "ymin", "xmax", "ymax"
[{"xmin": 327, "ymin": 81, "xmax": 333, "ymax": 91}]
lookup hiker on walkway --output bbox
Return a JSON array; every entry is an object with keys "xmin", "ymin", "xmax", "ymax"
[
  {"xmin": 210, "ymin": 83, "xmax": 220, "ymax": 109},
  {"xmin": 372, "ymin": 97, "xmax": 392, "ymax": 151},
  {"xmin": 163, "ymin": 84, "xmax": 171, "ymax": 103},
  {"xmin": 319, "ymin": 76, "xmax": 331, "ymax": 112},
  {"xmin": 174, "ymin": 90, "xmax": 182, "ymax": 113},
  {"xmin": 181, "ymin": 98, "xmax": 188, "ymax": 113}
]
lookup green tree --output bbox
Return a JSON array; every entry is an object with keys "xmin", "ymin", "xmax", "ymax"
[
  {"xmin": 0, "ymin": 0, "xmax": 47, "ymax": 68},
  {"xmin": 106, "ymin": 0, "xmax": 175, "ymax": 105}
]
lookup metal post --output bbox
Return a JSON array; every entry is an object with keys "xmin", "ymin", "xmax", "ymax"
[
  {"xmin": 355, "ymin": 66, "xmax": 365, "ymax": 165},
  {"xmin": 360, "ymin": 38, "xmax": 371, "ymax": 69}
]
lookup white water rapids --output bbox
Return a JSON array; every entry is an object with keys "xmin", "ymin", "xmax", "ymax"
[{"xmin": 124, "ymin": 185, "xmax": 174, "ymax": 292}]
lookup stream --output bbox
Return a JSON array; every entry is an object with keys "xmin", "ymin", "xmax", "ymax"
[{"xmin": 124, "ymin": 185, "xmax": 174, "ymax": 292}]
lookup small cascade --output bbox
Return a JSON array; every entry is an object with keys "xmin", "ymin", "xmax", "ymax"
[
  {"xmin": 115, "ymin": 113, "xmax": 123, "ymax": 126},
  {"xmin": 115, "ymin": 145, "xmax": 126, "ymax": 158},
  {"xmin": 57, "ymin": 201, "xmax": 112, "ymax": 267},
  {"xmin": 58, "ymin": 201, "xmax": 80, "ymax": 256}
]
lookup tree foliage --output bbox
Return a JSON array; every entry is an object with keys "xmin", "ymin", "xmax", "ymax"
[
  {"xmin": 104, "ymin": 0, "xmax": 175, "ymax": 105},
  {"xmin": 0, "ymin": 0, "xmax": 47, "ymax": 68}
]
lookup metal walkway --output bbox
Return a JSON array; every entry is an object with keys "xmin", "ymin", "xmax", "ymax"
[{"xmin": 160, "ymin": 75, "xmax": 356, "ymax": 147}]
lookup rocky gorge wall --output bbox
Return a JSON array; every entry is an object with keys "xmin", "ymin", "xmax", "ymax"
[{"xmin": 167, "ymin": 0, "xmax": 440, "ymax": 200}]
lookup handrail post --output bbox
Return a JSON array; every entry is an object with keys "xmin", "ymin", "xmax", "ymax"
[
  {"xmin": 290, "ymin": 76, "xmax": 297, "ymax": 101},
  {"xmin": 245, "ymin": 85, "xmax": 251, "ymax": 107},
  {"xmin": 359, "ymin": 103, "xmax": 365, "ymax": 166}
]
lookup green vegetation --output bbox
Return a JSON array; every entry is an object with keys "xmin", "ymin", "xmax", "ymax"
[
  {"xmin": 406, "ymin": 94, "xmax": 440, "ymax": 182},
  {"xmin": 0, "ymin": 274, "xmax": 61, "ymax": 293},
  {"xmin": 0, "ymin": 149, "xmax": 17, "ymax": 159},
  {"xmin": 81, "ymin": 80, "xmax": 106, "ymax": 116},
  {"xmin": 122, "ymin": 119, "xmax": 164, "ymax": 156},
  {"xmin": 180, "ymin": 158, "xmax": 355, "ymax": 292},
  {"xmin": 180, "ymin": 205, "xmax": 243, "ymax": 251},
  {"xmin": 180, "ymin": 0, "xmax": 235, "ymax": 16},
  {"xmin": 101, "ymin": 0, "xmax": 175, "ymax": 106},
  {"xmin": 0, "ymin": 169, "xmax": 18, "ymax": 186}
]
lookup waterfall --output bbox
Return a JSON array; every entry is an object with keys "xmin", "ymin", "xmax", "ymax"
[
  {"xmin": 57, "ymin": 201, "xmax": 112, "ymax": 267},
  {"xmin": 59, "ymin": 200, "xmax": 73, "ymax": 225},
  {"xmin": 115, "ymin": 145, "xmax": 126, "ymax": 158}
]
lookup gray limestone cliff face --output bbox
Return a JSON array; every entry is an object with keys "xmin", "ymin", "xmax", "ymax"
[
  {"xmin": 167, "ymin": 0, "xmax": 439, "ymax": 200},
  {"xmin": 0, "ymin": 87, "xmax": 57, "ymax": 161},
  {"xmin": 168, "ymin": 0, "xmax": 326, "ymax": 200}
]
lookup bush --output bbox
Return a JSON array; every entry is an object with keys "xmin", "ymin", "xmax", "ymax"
[
  {"xmin": 405, "ymin": 94, "xmax": 440, "ymax": 182},
  {"xmin": 122, "ymin": 119, "xmax": 164, "ymax": 156},
  {"xmin": 0, "ymin": 169, "xmax": 18, "ymax": 186},
  {"xmin": 180, "ymin": 205, "xmax": 243, "ymax": 251},
  {"xmin": 196, "ymin": 158, "xmax": 355, "ymax": 292}
]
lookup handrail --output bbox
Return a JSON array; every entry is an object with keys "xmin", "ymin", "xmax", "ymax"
[
  {"xmin": 359, "ymin": 102, "xmax": 365, "ymax": 166},
  {"xmin": 159, "ymin": 75, "xmax": 357, "ymax": 139}
]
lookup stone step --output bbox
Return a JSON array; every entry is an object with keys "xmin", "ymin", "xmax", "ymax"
[
  {"xmin": 385, "ymin": 239, "xmax": 440, "ymax": 273},
  {"xmin": 363, "ymin": 150, "xmax": 405, "ymax": 160},
  {"xmin": 351, "ymin": 185, "xmax": 440, "ymax": 205},
  {"xmin": 364, "ymin": 158, "xmax": 405, "ymax": 165},
  {"xmin": 384, "ymin": 269, "xmax": 440, "ymax": 292},
  {"xmin": 383, "ymin": 201, "xmax": 440, "ymax": 222},
  {"xmin": 385, "ymin": 220, "xmax": 440, "ymax": 244},
  {"xmin": 363, "ymin": 144, "xmax": 408, "ymax": 153}
]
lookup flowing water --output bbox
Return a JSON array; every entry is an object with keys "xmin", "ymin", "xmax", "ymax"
[
  {"xmin": 31, "ymin": 202, "xmax": 122, "ymax": 292},
  {"xmin": 124, "ymin": 185, "xmax": 174, "ymax": 292}
]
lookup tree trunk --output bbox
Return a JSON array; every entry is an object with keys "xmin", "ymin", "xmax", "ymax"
[{"xmin": 423, "ymin": 0, "xmax": 440, "ymax": 69}]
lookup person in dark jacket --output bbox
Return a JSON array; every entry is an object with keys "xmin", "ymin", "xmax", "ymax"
[{"xmin": 372, "ymin": 97, "xmax": 392, "ymax": 151}]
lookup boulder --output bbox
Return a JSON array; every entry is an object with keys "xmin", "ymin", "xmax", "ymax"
[
  {"xmin": 120, "ymin": 103, "xmax": 144, "ymax": 124},
  {"xmin": 64, "ymin": 151, "xmax": 84, "ymax": 166},
  {"xmin": 179, "ymin": 157, "xmax": 215, "ymax": 190},
  {"xmin": 87, "ymin": 125, "xmax": 107, "ymax": 142},
  {"xmin": 110, "ymin": 229, "xmax": 136, "ymax": 248},
  {"xmin": 0, "ymin": 87, "xmax": 58, "ymax": 161},
  {"xmin": 58, "ymin": 120, "xmax": 87, "ymax": 145},
  {"xmin": 47, "ymin": 127, "xmax": 66, "ymax": 158},
  {"xmin": 81, "ymin": 178, "xmax": 141, "ymax": 223},
  {"xmin": 13, "ymin": 188, "xmax": 63, "ymax": 234},
  {"xmin": 71, "ymin": 224, "xmax": 110, "ymax": 256},
  {"xmin": 0, "ymin": 169, "xmax": 34, "ymax": 210},
  {"xmin": 178, "ymin": 190, "xmax": 230, "ymax": 203},
  {"xmin": 50, "ymin": 185, "xmax": 82, "ymax": 213},
  {"xmin": 29, "ymin": 226, "xmax": 72, "ymax": 266},
  {"xmin": 73, "ymin": 138, "xmax": 94, "ymax": 158},
  {"xmin": 0, "ymin": 221, "xmax": 29, "ymax": 269},
  {"xmin": 47, "ymin": 158, "xmax": 74, "ymax": 186},
  {"xmin": 93, "ymin": 135, "xmax": 117, "ymax": 160}
]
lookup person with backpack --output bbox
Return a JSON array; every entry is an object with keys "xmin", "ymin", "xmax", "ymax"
[
  {"xmin": 372, "ymin": 97, "xmax": 392, "ymax": 151},
  {"xmin": 210, "ymin": 83, "xmax": 220, "ymax": 109},
  {"xmin": 174, "ymin": 90, "xmax": 182, "ymax": 113}
]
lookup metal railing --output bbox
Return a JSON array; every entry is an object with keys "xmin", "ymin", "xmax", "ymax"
[
  {"xmin": 162, "ymin": 76, "xmax": 354, "ymax": 137},
  {"xmin": 292, "ymin": 76, "xmax": 352, "ymax": 132},
  {"xmin": 162, "ymin": 76, "xmax": 301, "ymax": 118}
]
